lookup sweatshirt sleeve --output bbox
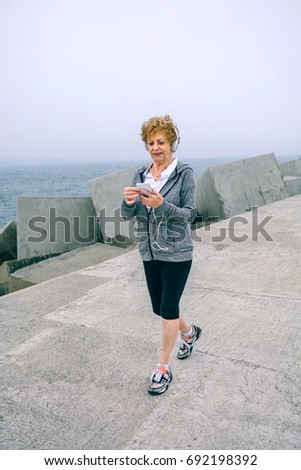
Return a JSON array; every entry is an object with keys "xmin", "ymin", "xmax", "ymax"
[
  {"xmin": 120, "ymin": 169, "xmax": 139, "ymax": 221},
  {"xmin": 153, "ymin": 169, "xmax": 197, "ymax": 223}
]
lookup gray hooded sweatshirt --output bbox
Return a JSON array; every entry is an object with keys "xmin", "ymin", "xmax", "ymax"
[{"xmin": 121, "ymin": 160, "xmax": 196, "ymax": 262}]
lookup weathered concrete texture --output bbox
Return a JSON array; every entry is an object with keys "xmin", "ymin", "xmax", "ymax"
[
  {"xmin": 279, "ymin": 158, "xmax": 301, "ymax": 197},
  {"xmin": 88, "ymin": 164, "xmax": 143, "ymax": 243},
  {"xmin": 0, "ymin": 254, "xmax": 60, "ymax": 297},
  {"xmin": 1, "ymin": 195, "xmax": 301, "ymax": 450},
  {"xmin": 0, "ymin": 280, "xmax": 9, "ymax": 296},
  {"xmin": 11, "ymin": 242, "xmax": 134, "ymax": 284},
  {"xmin": 279, "ymin": 157, "xmax": 301, "ymax": 177},
  {"xmin": 196, "ymin": 153, "xmax": 288, "ymax": 219},
  {"xmin": 283, "ymin": 175, "xmax": 301, "ymax": 197},
  {"xmin": 17, "ymin": 197, "xmax": 98, "ymax": 260},
  {"xmin": 0, "ymin": 220, "xmax": 17, "ymax": 264}
]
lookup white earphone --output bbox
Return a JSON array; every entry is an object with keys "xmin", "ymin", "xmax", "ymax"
[{"xmin": 144, "ymin": 125, "xmax": 180, "ymax": 153}]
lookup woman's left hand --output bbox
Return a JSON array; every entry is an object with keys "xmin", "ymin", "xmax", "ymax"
[{"xmin": 139, "ymin": 188, "xmax": 164, "ymax": 208}]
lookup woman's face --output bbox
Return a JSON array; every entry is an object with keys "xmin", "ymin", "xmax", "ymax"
[{"xmin": 146, "ymin": 131, "xmax": 172, "ymax": 164}]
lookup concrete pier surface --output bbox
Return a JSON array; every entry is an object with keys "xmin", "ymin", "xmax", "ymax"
[{"xmin": 1, "ymin": 195, "xmax": 301, "ymax": 450}]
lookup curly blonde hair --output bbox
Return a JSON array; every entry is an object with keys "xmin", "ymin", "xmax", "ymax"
[{"xmin": 140, "ymin": 114, "xmax": 178, "ymax": 144}]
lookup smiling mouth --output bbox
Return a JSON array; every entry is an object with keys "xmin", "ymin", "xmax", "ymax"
[{"xmin": 153, "ymin": 152, "xmax": 162, "ymax": 157}]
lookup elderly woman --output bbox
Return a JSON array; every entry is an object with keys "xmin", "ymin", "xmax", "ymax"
[{"xmin": 121, "ymin": 115, "xmax": 201, "ymax": 395}]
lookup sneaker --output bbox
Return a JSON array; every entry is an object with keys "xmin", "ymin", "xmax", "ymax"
[
  {"xmin": 148, "ymin": 365, "xmax": 173, "ymax": 395},
  {"xmin": 177, "ymin": 324, "xmax": 202, "ymax": 360}
]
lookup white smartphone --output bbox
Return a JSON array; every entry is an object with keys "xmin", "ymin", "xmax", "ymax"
[{"xmin": 136, "ymin": 183, "xmax": 153, "ymax": 196}]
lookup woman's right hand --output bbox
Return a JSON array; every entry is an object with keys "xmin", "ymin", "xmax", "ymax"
[{"xmin": 123, "ymin": 187, "xmax": 140, "ymax": 205}]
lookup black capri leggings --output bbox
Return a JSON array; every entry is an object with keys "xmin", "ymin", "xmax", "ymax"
[{"xmin": 143, "ymin": 260, "xmax": 192, "ymax": 320}]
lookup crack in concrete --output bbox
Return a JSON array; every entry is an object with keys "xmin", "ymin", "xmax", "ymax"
[
  {"xmin": 191, "ymin": 285, "xmax": 301, "ymax": 302},
  {"xmin": 196, "ymin": 349, "xmax": 279, "ymax": 373}
]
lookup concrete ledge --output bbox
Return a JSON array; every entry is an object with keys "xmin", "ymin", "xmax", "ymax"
[
  {"xmin": 196, "ymin": 153, "xmax": 288, "ymax": 219},
  {"xmin": 0, "ymin": 220, "xmax": 17, "ymax": 264},
  {"xmin": 88, "ymin": 164, "xmax": 142, "ymax": 243},
  {"xmin": 0, "ymin": 254, "xmax": 57, "ymax": 296},
  {"xmin": 17, "ymin": 196, "xmax": 98, "ymax": 260},
  {"xmin": 11, "ymin": 242, "xmax": 135, "ymax": 284},
  {"xmin": 0, "ymin": 280, "xmax": 9, "ymax": 296}
]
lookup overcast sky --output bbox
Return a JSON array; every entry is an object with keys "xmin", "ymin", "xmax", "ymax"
[{"xmin": 0, "ymin": 0, "xmax": 300, "ymax": 164}]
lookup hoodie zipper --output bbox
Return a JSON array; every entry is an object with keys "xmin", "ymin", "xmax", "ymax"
[{"xmin": 139, "ymin": 170, "xmax": 154, "ymax": 259}]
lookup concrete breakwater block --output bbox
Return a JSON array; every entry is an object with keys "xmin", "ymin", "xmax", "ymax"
[
  {"xmin": 88, "ymin": 164, "xmax": 142, "ymax": 244},
  {"xmin": 0, "ymin": 220, "xmax": 17, "ymax": 264},
  {"xmin": 196, "ymin": 153, "xmax": 288, "ymax": 219},
  {"xmin": 17, "ymin": 197, "xmax": 98, "ymax": 260},
  {"xmin": 283, "ymin": 175, "xmax": 301, "ymax": 197},
  {"xmin": 279, "ymin": 157, "xmax": 301, "ymax": 177},
  {"xmin": 278, "ymin": 157, "xmax": 301, "ymax": 197}
]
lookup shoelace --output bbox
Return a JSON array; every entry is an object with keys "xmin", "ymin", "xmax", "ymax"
[
  {"xmin": 179, "ymin": 332, "xmax": 195, "ymax": 350},
  {"xmin": 151, "ymin": 368, "xmax": 170, "ymax": 383}
]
